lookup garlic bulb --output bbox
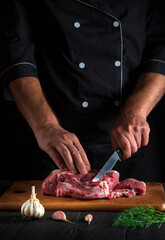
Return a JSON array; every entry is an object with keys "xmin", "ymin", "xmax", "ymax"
[{"xmin": 21, "ymin": 186, "xmax": 45, "ymax": 218}]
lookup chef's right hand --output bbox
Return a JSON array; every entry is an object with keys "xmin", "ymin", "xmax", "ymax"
[
  {"xmin": 111, "ymin": 113, "xmax": 150, "ymax": 159},
  {"xmin": 34, "ymin": 123, "xmax": 91, "ymax": 174}
]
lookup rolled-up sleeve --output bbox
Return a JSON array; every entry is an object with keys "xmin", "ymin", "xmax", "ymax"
[
  {"xmin": 0, "ymin": 0, "xmax": 38, "ymax": 86},
  {"xmin": 140, "ymin": 0, "xmax": 165, "ymax": 76}
]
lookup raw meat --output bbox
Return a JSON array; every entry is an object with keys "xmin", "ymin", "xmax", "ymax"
[
  {"xmin": 42, "ymin": 169, "xmax": 119, "ymax": 199},
  {"xmin": 108, "ymin": 189, "xmax": 136, "ymax": 199},
  {"xmin": 108, "ymin": 178, "xmax": 146, "ymax": 199},
  {"xmin": 42, "ymin": 169, "xmax": 146, "ymax": 200},
  {"xmin": 113, "ymin": 178, "xmax": 146, "ymax": 195}
]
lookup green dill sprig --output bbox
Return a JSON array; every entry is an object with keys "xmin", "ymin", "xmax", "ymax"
[{"xmin": 112, "ymin": 205, "xmax": 165, "ymax": 229}]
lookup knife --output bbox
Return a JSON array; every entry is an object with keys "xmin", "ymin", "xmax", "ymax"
[{"xmin": 92, "ymin": 149, "xmax": 122, "ymax": 182}]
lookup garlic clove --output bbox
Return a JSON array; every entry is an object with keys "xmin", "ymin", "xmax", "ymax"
[
  {"xmin": 21, "ymin": 201, "xmax": 27, "ymax": 215},
  {"xmin": 24, "ymin": 200, "xmax": 34, "ymax": 218},
  {"xmin": 52, "ymin": 210, "xmax": 73, "ymax": 223},
  {"xmin": 38, "ymin": 205, "xmax": 45, "ymax": 218},
  {"xmin": 33, "ymin": 201, "xmax": 45, "ymax": 218},
  {"xmin": 85, "ymin": 214, "xmax": 93, "ymax": 224}
]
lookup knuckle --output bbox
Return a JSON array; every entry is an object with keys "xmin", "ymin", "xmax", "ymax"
[
  {"xmin": 71, "ymin": 149, "xmax": 79, "ymax": 157},
  {"xmin": 142, "ymin": 126, "xmax": 150, "ymax": 137},
  {"xmin": 48, "ymin": 151, "xmax": 62, "ymax": 164},
  {"xmin": 62, "ymin": 133, "xmax": 69, "ymax": 141},
  {"xmin": 71, "ymin": 133, "xmax": 77, "ymax": 141},
  {"xmin": 78, "ymin": 149, "xmax": 84, "ymax": 155},
  {"xmin": 52, "ymin": 152, "xmax": 59, "ymax": 159},
  {"xmin": 44, "ymin": 143, "xmax": 53, "ymax": 152},
  {"xmin": 127, "ymin": 125, "xmax": 132, "ymax": 133},
  {"xmin": 61, "ymin": 149, "xmax": 69, "ymax": 157},
  {"xmin": 143, "ymin": 122, "xmax": 150, "ymax": 130},
  {"xmin": 134, "ymin": 125, "xmax": 140, "ymax": 133},
  {"xmin": 121, "ymin": 141, "xmax": 129, "ymax": 151},
  {"xmin": 142, "ymin": 125, "xmax": 147, "ymax": 131}
]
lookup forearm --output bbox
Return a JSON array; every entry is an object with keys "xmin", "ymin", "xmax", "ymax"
[
  {"xmin": 9, "ymin": 76, "xmax": 90, "ymax": 173},
  {"xmin": 111, "ymin": 72, "xmax": 165, "ymax": 159},
  {"xmin": 9, "ymin": 77, "xmax": 59, "ymax": 133},
  {"xmin": 122, "ymin": 72, "xmax": 165, "ymax": 118}
]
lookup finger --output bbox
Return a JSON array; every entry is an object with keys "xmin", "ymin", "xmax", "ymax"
[
  {"xmin": 112, "ymin": 131, "xmax": 131, "ymax": 159},
  {"xmin": 118, "ymin": 136, "xmax": 132, "ymax": 159},
  {"xmin": 56, "ymin": 143, "xmax": 78, "ymax": 174},
  {"xmin": 73, "ymin": 141, "xmax": 91, "ymax": 172},
  {"xmin": 112, "ymin": 128, "xmax": 137, "ymax": 158},
  {"xmin": 66, "ymin": 142, "xmax": 89, "ymax": 174},
  {"xmin": 127, "ymin": 125, "xmax": 139, "ymax": 154},
  {"xmin": 132, "ymin": 126, "xmax": 142, "ymax": 149},
  {"xmin": 141, "ymin": 126, "xmax": 150, "ymax": 147},
  {"xmin": 70, "ymin": 148, "xmax": 88, "ymax": 174},
  {"xmin": 47, "ymin": 147, "xmax": 68, "ymax": 171}
]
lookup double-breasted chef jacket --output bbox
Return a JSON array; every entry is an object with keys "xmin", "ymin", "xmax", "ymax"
[{"xmin": 0, "ymin": 0, "xmax": 165, "ymax": 181}]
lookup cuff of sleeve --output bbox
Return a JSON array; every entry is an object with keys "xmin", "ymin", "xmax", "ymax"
[
  {"xmin": 140, "ymin": 59, "xmax": 165, "ymax": 76},
  {"xmin": 0, "ymin": 62, "xmax": 38, "ymax": 86}
]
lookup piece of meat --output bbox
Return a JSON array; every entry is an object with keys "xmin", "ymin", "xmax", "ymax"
[
  {"xmin": 108, "ymin": 189, "xmax": 136, "ymax": 199},
  {"xmin": 42, "ymin": 169, "xmax": 119, "ymax": 199},
  {"xmin": 108, "ymin": 178, "xmax": 146, "ymax": 199},
  {"xmin": 42, "ymin": 170, "xmax": 146, "ymax": 200},
  {"xmin": 114, "ymin": 178, "xmax": 146, "ymax": 195}
]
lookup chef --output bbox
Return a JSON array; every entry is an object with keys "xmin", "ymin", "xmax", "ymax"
[{"xmin": 0, "ymin": 0, "xmax": 165, "ymax": 181}]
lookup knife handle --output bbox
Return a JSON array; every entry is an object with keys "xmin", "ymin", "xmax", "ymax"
[{"xmin": 116, "ymin": 149, "xmax": 122, "ymax": 160}]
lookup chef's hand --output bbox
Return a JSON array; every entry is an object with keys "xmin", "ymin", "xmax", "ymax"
[
  {"xmin": 111, "ymin": 113, "xmax": 150, "ymax": 159},
  {"xmin": 34, "ymin": 123, "xmax": 91, "ymax": 174}
]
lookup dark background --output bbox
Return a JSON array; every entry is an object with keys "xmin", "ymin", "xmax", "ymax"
[{"xmin": 0, "ymin": 93, "xmax": 165, "ymax": 181}]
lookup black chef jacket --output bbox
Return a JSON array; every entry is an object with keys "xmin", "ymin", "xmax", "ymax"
[{"xmin": 0, "ymin": 0, "xmax": 165, "ymax": 181}]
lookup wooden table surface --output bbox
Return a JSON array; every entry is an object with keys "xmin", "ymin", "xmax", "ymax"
[{"xmin": 1, "ymin": 181, "xmax": 165, "ymax": 240}]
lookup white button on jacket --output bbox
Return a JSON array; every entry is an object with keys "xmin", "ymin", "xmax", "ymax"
[
  {"xmin": 74, "ymin": 22, "xmax": 80, "ymax": 28},
  {"xmin": 114, "ymin": 61, "xmax": 121, "ymax": 67},
  {"xmin": 82, "ymin": 101, "xmax": 88, "ymax": 108},
  {"xmin": 113, "ymin": 21, "xmax": 119, "ymax": 27},
  {"xmin": 79, "ymin": 62, "xmax": 85, "ymax": 69}
]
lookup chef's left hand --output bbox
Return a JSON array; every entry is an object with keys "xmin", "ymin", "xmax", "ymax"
[{"xmin": 111, "ymin": 113, "xmax": 150, "ymax": 159}]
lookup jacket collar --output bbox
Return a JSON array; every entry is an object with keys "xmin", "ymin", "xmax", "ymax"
[{"xmin": 76, "ymin": 0, "xmax": 115, "ymax": 17}]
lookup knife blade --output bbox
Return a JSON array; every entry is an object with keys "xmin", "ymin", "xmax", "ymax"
[{"xmin": 92, "ymin": 149, "xmax": 122, "ymax": 182}]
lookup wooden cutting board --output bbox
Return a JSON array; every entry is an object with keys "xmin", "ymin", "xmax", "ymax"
[{"xmin": 0, "ymin": 181, "xmax": 165, "ymax": 211}]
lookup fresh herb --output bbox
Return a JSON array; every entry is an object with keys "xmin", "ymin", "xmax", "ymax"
[{"xmin": 112, "ymin": 205, "xmax": 165, "ymax": 229}]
